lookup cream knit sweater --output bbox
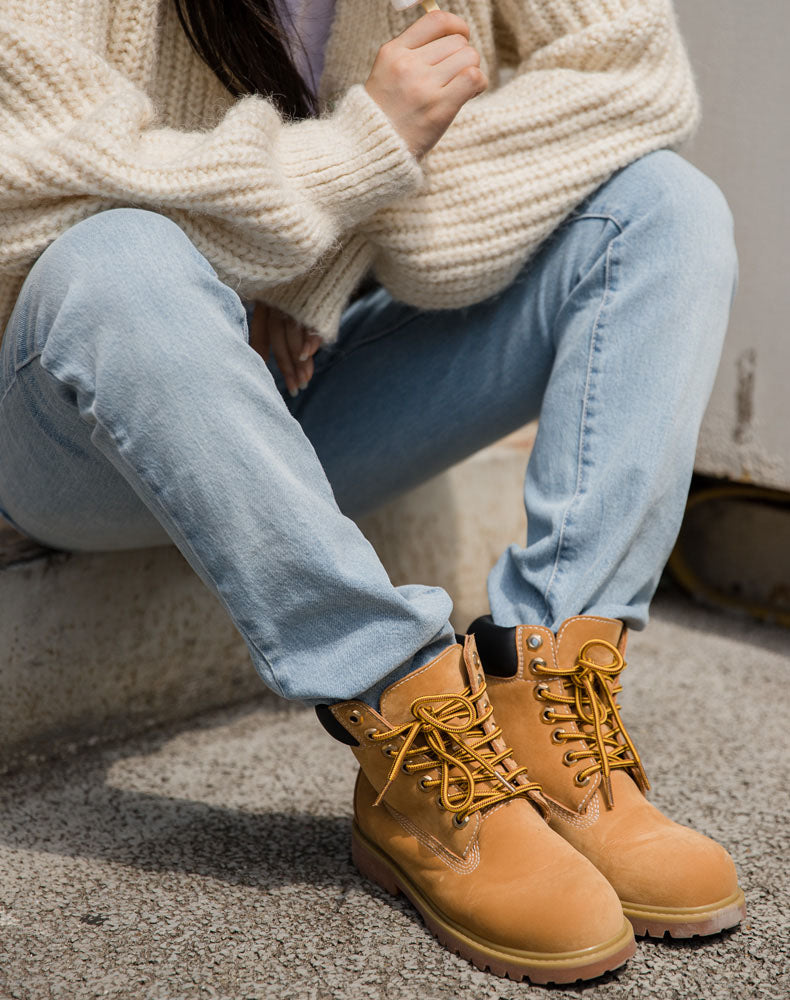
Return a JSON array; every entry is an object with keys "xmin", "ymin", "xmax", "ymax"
[{"xmin": 0, "ymin": 0, "xmax": 699, "ymax": 345}]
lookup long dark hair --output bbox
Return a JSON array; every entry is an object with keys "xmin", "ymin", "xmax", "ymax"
[{"xmin": 172, "ymin": 0, "xmax": 320, "ymax": 121}]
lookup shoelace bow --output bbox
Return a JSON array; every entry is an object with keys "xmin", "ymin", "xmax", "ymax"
[
  {"xmin": 535, "ymin": 638, "xmax": 649, "ymax": 808},
  {"xmin": 371, "ymin": 682, "xmax": 545, "ymax": 824}
]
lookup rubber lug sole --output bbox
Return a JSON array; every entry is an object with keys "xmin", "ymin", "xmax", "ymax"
[
  {"xmin": 623, "ymin": 889, "xmax": 747, "ymax": 939},
  {"xmin": 352, "ymin": 823, "xmax": 635, "ymax": 984}
]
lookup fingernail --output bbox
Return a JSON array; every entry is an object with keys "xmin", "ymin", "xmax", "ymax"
[
  {"xmin": 298, "ymin": 350, "xmax": 310, "ymax": 362},
  {"xmin": 289, "ymin": 386, "xmax": 299, "ymax": 398},
  {"xmin": 299, "ymin": 379, "xmax": 308, "ymax": 390}
]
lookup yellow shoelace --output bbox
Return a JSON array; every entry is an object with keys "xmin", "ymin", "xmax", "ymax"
[
  {"xmin": 535, "ymin": 638, "xmax": 649, "ymax": 808},
  {"xmin": 371, "ymin": 682, "xmax": 545, "ymax": 825}
]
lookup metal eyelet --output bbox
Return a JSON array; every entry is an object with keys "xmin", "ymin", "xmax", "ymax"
[
  {"xmin": 436, "ymin": 796, "xmax": 445, "ymax": 810},
  {"xmin": 563, "ymin": 750, "xmax": 576, "ymax": 766},
  {"xmin": 348, "ymin": 710, "xmax": 362, "ymax": 725},
  {"xmin": 452, "ymin": 814, "xmax": 469, "ymax": 829},
  {"xmin": 401, "ymin": 763, "xmax": 411, "ymax": 774},
  {"xmin": 364, "ymin": 728, "xmax": 379, "ymax": 740},
  {"xmin": 551, "ymin": 728, "xmax": 565, "ymax": 744},
  {"xmin": 574, "ymin": 772, "xmax": 591, "ymax": 786},
  {"xmin": 533, "ymin": 683, "xmax": 550, "ymax": 701},
  {"xmin": 529, "ymin": 657, "xmax": 547, "ymax": 675},
  {"xmin": 527, "ymin": 634, "xmax": 543, "ymax": 650},
  {"xmin": 418, "ymin": 776, "xmax": 432, "ymax": 791},
  {"xmin": 541, "ymin": 708, "xmax": 554, "ymax": 723},
  {"xmin": 381, "ymin": 745, "xmax": 397, "ymax": 758}
]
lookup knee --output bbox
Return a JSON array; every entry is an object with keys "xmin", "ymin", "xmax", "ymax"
[
  {"xmin": 31, "ymin": 209, "xmax": 211, "ymax": 314},
  {"xmin": 26, "ymin": 209, "xmax": 246, "ymax": 367},
  {"xmin": 619, "ymin": 151, "xmax": 737, "ymax": 290}
]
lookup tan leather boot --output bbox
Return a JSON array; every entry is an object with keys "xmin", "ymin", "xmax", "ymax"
[
  {"xmin": 468, "ymin": 614, "xmax": 746, "ymax": 939},
  {"xmin": 316, "ymin": 635, "xmax": 635, "ymax": 984}
]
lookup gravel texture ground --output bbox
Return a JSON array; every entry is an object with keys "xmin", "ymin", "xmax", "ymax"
[{"xmin": 0, "ymin": 592, "xmax": 787, "ymax": 1000}]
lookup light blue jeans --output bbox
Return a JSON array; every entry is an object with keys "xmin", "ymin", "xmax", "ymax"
[{"xmin": 0, "ymin": 151, "xmax": 736, "ymax": 705}]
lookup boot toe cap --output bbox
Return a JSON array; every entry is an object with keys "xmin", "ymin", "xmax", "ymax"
[
  {"xmin": 604, "ymin": 819, "xmax": 740, "ymax": 910},
  {"xmin": 475, "ymin": 804, "xmax": 626, "ymax": 954}
]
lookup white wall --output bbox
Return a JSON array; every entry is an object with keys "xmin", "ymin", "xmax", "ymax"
[{"xmin": 676, "ymin": 1, "xmax": 790, "ymax": 488}]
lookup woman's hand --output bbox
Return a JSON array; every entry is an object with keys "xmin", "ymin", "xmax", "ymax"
[
  {"xmin": 249, "ymin": 301, "xmax": 323, "ymax": 397},
  {"xmin": 364, "ymin": 10, "xmax": 488, "ymax": 161}
]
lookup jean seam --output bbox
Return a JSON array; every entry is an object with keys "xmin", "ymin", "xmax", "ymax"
[
  {"xmin": 539, "ymin": 231, "xmax": 620, "ymax": 625},
  {"xmin": 0, "ymin": 349, "xmax": 43, "ymax": 408},
  {"xmin": 568, "ymin": 212, "xmax": 624, "ymax": 233}
]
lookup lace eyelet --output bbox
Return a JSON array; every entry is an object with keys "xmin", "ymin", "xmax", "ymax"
[
  {"xmin": 348, "ymin": 710, "xmax": 362, "ymax": 725},
  {"xmin": 364, "ymin": 728, "xmax": 379, "ymax": 740},
  {"xmin": 452, "ymin": 814, "xmax": 469, "ymax": 829},
  {"xmin": 401, "ymin": 763, "xmax": 411, "ymax": 774},
  {"xmin": 381, "ymin": 744, "xmax": 397, "ymax": 758},
  {"xmin": 418, "ymin": 776, "xmax": 432, "ymax": 791},
  {"xmin": 551, "ymin": 728, "xmax": 565, "ymax": 744},
  {"xmin": 541, "ymin": 708, "xmax": 554, "ymax": 723},
  {"xmin": 563, "ymin": 750, "xmax": 576, "ymax": 766},
  {"xmin": 574, "ymin": 772, "xmax": 591, "ymax": 786},
  {"xmin": 436, "ymin": 796, "xmax": 445, "ymax": 810},
  {"xmin": 529, "ymin": 657, "xmax": 547, "ymax": 675},
  {"xmin": 527, "ymin": 633, "xmax": 543, "ymax": 650},
  {"xmin": 534, "ymin": 683, "xmax": 550, "ymax": 701}
]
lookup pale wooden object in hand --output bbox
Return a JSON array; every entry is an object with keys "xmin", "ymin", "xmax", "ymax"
[{"xmin": 389, "ymin": 0, "xmax": 440, "ymax": 11}]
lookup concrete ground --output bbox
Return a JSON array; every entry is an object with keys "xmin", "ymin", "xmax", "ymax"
[{"xmin": 0, "ymin": 591, "xmax": 787, "ymax": 1000}]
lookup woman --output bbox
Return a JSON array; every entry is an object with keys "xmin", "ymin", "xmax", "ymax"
[{"xmin": 0, "ymin": 0, "xmax": 743, "ymax": 985}]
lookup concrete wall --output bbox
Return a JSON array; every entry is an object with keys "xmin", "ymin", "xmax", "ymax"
[
  {"xmin": 676, "ymin": 1, "xmax": 790, "ymax": 489},
  {"xmin": 0, "ymin": 545, "xmax": 260, "ymax": 771}
]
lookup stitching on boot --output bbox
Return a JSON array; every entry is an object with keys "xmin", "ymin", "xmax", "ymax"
[
  {"xmin": 383, "ymin": 803, "xmax": 481, "ymax": 873},
  {"xmin": 515, "ymin": 625, "xmax": 526, "ymax": 678},
  {"xmin": 478, "ymin": 800, "xmax": 511, "ymax": 825},
  {"xmin": 546, "ymin": 793, "xmax": 600, "ymax": 830},
  {"xmin": 555, "ymin": 615, "xmax": 619, "ymax": 645}
]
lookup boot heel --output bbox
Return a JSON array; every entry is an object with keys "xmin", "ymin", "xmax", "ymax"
[{"xmin": 352, "ymin": 827, "xmax": 401, "ymax": 897}]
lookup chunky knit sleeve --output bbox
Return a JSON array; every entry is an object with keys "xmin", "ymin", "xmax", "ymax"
[
  {"xmin": 261, "ymin": 232, "xmax": 378, "ymax": 341},
  {"xmin": 357, "ymin": 0, "xmax": 700, "ymax": 311},
  {"xmin": 0, "ymin": 16, "xmax": 424, "ymax": 299}
]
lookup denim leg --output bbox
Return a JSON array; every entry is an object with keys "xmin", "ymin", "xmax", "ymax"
[
  {"xmin": 490, "ymin": 151, "xmax": 737, "ymax": 630},
  {"xmin": 287, "ymin": 151, "xmax": 737, "ymax": 632},
  {"xmin": 0, "ymin": 208, "xmax": 454, "ymax": 704}
]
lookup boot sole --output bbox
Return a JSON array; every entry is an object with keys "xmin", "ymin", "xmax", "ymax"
[
  {"xmin": 352, "ymin": 823, "xmax": 635, "ymax": 984},
  {"xmin": 623, "ymin": 889, "xmax": 747, "ymax": 938}
]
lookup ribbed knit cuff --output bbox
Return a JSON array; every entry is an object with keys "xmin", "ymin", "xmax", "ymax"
[
  {"xmin": 277, "ymin": 83, "xmax": 426, "ymax": 232},
  {"xmin": 261, "ymin": 232, "xmax": 377, "ymax": 344}
]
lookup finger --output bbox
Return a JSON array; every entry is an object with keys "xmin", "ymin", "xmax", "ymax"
[
  {"xmin": 296, "ymin": 356, "xmax": 315, "ymax": 391},
  {"xmin": 400, "ymin": 11, "xmax": 470, "ymax": 48},
  {"xmin": 283, "ymin": 322, "xmax": 312, "ymax": 390},
  {"xmin": 285, "ymin": 321, "xmax": 306, "ymax": 365},
  {"xmin": 299, "ymin": 333, "xmax": 323, "ymax": 362},
  {"xmin": 271, "ymin": 319, "xmax": 300, "ymax": 398}
]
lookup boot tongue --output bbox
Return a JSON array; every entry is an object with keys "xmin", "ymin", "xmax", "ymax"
[
  {"xmin": 555, "ymin": 616, "xmax": 625, "ymax": 669},
  {"xmin": 379, "ymin": 641, "xmax": 477, "ymax": 727}
]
